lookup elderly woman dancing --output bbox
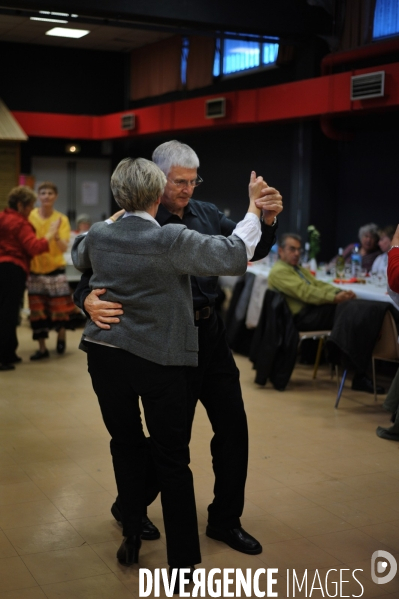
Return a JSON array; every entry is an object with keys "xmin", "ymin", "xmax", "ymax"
[
  {"xmin": 72, "ymin": 157, "xmax": 265, "ymax": 587},
  {"xmin": 0, "ymin": 186, "xmax": 60, "ymax": 370}
]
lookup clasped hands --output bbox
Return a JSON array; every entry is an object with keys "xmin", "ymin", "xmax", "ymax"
[{"xmin": 249, "ymin": 171, "xmax": 283, "ymax": 225}]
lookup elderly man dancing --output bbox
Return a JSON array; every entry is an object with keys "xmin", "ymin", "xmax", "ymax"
[{"xmin": 74, "ymin": 141, "xmax": 283, "ymax": 555}]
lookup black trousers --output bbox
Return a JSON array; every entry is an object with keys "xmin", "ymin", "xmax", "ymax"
[
  {"xmin": 86, "ymin": 343, "xmax": 201, "ymax": 568},
  {"xmin": 114, "ymin": 312, "xmax": 249, "ymax": 530},
  {"xmin": 188, "ymin": 311, "xmax": 248, "ymax": 529},
  {"xmin": 0, "ymin": 263, "xmax": 26, "ymax": 364}
]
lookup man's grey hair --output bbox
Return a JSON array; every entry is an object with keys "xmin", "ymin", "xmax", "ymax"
[
  {"xmin": 110, "ymin": 157, "xmax": 167, "ymax": 211},
  {"xmin": 279, "ymin": 233, "xmax": 302, "ymax": 248},
  {"xmin": 358, "ymin": 223, "xmax": 379, "ymax": 241},
  {"xmin": 152, "ymin": 140, "xmax": 200, "ymax": 176}
]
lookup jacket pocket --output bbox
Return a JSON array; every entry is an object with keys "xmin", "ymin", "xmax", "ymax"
[{"xmin": 185, "ymin": 325, "xmax": 199, "ymax": 352}]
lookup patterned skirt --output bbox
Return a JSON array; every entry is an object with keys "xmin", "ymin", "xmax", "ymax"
[{"xmin": 28, "ymin": 269, "xmax": 81, "ymax": 339}]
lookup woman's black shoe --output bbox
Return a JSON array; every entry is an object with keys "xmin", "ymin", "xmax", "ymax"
[
  {"xmin": 116, "ymin": 536, "xmax": 141, "ymax": 566},
  {"xmin": 111, "ymin": 502, "xmax": 161, "ymax": 540},
  {"xmin": 169, "ymin": 567, "xmax": 195, "ymax": 595},
  {"xmin": 56, "ymin": 340, "xmax": 66, "ymax": 354}
]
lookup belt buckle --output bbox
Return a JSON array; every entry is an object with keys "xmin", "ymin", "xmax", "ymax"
[{"xmin": 202, "ymin": 306, "xmax": 211, "ymax": 319}]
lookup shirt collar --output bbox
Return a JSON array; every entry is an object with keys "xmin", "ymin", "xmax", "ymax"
[
  {"xmin": 123, "ymin": 211, "xmax": 160, "ymax": 227},
  {"xmin": 156, "ymin": 201, "xmax": 196, "ymax": 225}
]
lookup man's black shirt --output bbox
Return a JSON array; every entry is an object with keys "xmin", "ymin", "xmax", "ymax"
[
  {"xmin": 74, "ymin": 200, "xmax": 277, "ymax": 312},
  {"xmin": 156, "ymin": 200, "xmax": 276, "ymax": 308}
]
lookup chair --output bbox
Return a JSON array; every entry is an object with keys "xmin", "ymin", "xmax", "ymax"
[
  {"xmin": 371, "ymin": 311, "xmax": 399, "ymax": 401},
  {"xmin": 335, "ymin": 311, "xmax": 399, "ymax": 408},
  {"xmin": 298, "ymin": 330, "xmax": 331, "ymax": 379}
]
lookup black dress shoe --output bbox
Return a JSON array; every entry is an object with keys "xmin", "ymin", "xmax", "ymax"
[
  {"xmin": 116, "ymin": 535, "xmax": 141, "ymax": 566},
  {"xmin": 142, "ymin": 515, "xmax": 161, "ymax": 540},
  {"xmin": 111, "ymin": 502, "xmax": 160, "ymax": 540},
  {"xmin": 376, "ymin": 426, "xmax": 399, "ymax": 441},
  {"xmin": 169, "ymin": 566, "xmax": 195, "ymax": 595},
  {"xmin": 206, "ymin": 524, "xmax": 262, "ymax": 555},
  {"xmin": 30, "ymin": 349, "xmax": 49, "ymax": 361},
  {"xmin": 351, "ymin": 375, "xmax": 385, "ymax": 394},
  {"xmin": 0, "ymin": 363, "xmax": 15, "ymax": 371},
  {"xmin": 56, "ymin": 340, "xmax": 66, "ymax": 354}
]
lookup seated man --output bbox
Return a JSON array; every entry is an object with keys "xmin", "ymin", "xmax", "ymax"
[{"xmin": 268, "ymin": 233, "xmax": 384, "ymax": 393}]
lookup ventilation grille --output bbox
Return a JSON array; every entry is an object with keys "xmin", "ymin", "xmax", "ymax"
[
  {"xmin": 351, "ymin": 71, "xmax": 385, "ymax": 101},
  {"xmin": 121, "ymin": 113, "xmax": 135, "ymax": 130},
  {"xmin": 205, "ymin": 98, "xmax": 226, "ymax": 119}
]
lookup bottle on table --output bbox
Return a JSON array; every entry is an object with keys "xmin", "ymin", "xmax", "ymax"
[
  {"xmin": 336, "ymin": 247, "xmax": 345, "ymax": 278},
  {"xmin": 351, "ymin": 244, "xmax": 361, "ymax": 278},
  {"xmin": 302, "ymin": 242, "xmax": 310, "ymax": 270}
]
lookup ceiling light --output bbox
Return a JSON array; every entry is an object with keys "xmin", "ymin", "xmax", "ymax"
[
  {"xmin": 31, "ymin": 17, "xmax": 68, "ymax": 23},
  {"xmin": 46, "ymin": 27, "xmax": 90, "ymax": 38},
  {"xmin": 51, "ymin": 12, "xmax": 69, "ymax": 16}
]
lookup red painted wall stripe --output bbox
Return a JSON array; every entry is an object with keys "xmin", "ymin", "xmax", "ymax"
[{"xmin": 12, "ymin": 61, "xmax": 399, "ymax": 140}]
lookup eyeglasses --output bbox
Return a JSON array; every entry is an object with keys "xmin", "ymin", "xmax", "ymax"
[{"xmin": 167, "ymin": 175, "xmax": 203, "ymax": 189}]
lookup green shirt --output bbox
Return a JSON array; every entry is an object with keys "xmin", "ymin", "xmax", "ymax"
[{"xmin": 268, "ymin": 259, "xmax": 339, "ymax": 316}]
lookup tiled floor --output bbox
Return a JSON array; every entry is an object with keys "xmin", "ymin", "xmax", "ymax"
[{"xmin": 1, "ymin": 322, "xmax": 399, "ymax": 598}]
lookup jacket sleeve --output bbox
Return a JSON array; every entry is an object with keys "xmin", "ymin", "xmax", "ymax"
[
  {"xmin": 252, "ymin": 220, "xmax": 277, "ymax": 262},
  {"xmin": 71, "ymin": 233, "xmax": 92, "ymax": 272},
  {"xmin": 169, "ymin": 228, "xmax": 248, "ymax": 277},
  {"xmin": 17, "ymin": 221, "xmax": 49, "ymax": 257},
  {"xmin": 268, "ymin": 266, "xmax": 337, "ymax": 305},
  {"xmin": 217, "ymin": 207, "xmax": 277, "ymax": 262},
  {"xmin": 388, "ymin": 248, "xmax": 399, "ymax": 293}
]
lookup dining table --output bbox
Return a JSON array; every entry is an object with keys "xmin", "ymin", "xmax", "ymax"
[{"xmin": 220, "ymin": 264, "xmax": 398, "ymax": 335}]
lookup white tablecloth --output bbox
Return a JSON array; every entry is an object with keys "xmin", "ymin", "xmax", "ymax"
[{"xmin": 222, "ymin": 266, "xmax": 398, "ymax": 332}]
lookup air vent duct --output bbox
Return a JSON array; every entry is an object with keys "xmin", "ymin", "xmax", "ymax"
[
  {"xmin": 121, "ymin": 113, "xmax": 135, "ymax": 130},
  {"xmin": 350, "ymin": 71, "xmax": 385, "ymax": 101},
  {"xmin": 205, "ymin": 98, "xmax": 226, "ymax": 119}
]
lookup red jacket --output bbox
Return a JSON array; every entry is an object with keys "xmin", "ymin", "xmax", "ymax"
[
  {"xmin": 0, "ymin": 208, "xmax": 49, "ymax": 275},
  {"xmin": 388, "ymin": 247, "xmax": 399, "ymax": 294}
]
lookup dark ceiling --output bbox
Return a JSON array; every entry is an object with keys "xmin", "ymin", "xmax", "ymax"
[{"xmin": 0, "ymin": 0, "xmax": 334, "ymax": 52}]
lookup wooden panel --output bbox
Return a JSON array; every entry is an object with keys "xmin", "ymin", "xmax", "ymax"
[{"xmin": 0, "ymin": 142, "xmax": 19, "ymax": 210}]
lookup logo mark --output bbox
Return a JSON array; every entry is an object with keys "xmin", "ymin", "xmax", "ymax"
[{"xmin": 371, "ymin": 550, "xmax": 397, "ymax": 584}]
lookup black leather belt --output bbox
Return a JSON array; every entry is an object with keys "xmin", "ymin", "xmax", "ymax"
[{"xmin": 194, "ymin": 305, "xmax": 214, "ymax": 320}]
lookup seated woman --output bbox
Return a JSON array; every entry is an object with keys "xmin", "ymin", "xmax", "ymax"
[
  {"xmin": 371, "ymin": 225, "xmax": 395, "ymax": 275},
  {"xmin": 332, "ymin": 223, "xmax": 381, "ymax": 273},
  {"xmin": 72, "ymin": 157, "xmax": 265, "ymax": 582},
  {"xmin": 0, "ymin": 186, "xmax": 60, "ymax": 370}
]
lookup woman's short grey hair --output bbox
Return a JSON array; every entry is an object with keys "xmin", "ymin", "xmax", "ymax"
[
  {"xmin": 358, "ymin": 223, "xmax": 379, "ymax": 241},
  {"xmin": 110, "ymin": 158, "xmax": 167, "ymax": 211},
  {"xmin": 152, "ymin": 140, "xmax": 200, "ymax": 176}
]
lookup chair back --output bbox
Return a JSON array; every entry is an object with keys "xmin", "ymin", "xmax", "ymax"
[{"xmin": 372, "ymin": 311, "xmax": 399, "ymax": 361}]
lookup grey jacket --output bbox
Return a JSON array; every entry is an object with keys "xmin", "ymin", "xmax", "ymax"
[{"xmin": 72, "ymin": 216, "xmax": 247, "ymax": 366}]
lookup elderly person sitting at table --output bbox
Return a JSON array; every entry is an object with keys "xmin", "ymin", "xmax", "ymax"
[
  {"xmin": 332, "ymin": 223, "xmax": 381, "ymax": 273},
  {"xmin": 268, "ymin": 233, "xmax": 387, "ymax": 394},
  {"xmin": 72, "ymin": 156, "xmax": 266, "ymax": 587},
  {"xmin": 371, "ymin": 225, "xmax": 396, "ymax": 276}
]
